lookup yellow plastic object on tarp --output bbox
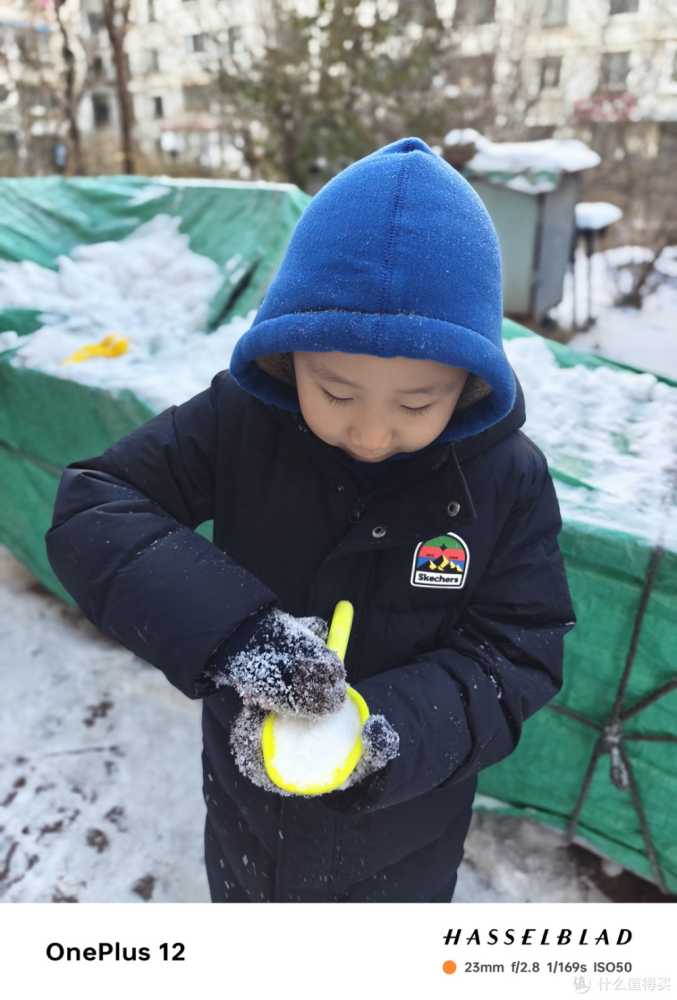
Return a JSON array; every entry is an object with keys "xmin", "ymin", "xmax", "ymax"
[
  {"xmin": 61, "ymin": 333, "xmax": 129, "ymax": 364},
  {"xmin": 261, "ymin": 600, "xmax": 370, "ymax": 796}
]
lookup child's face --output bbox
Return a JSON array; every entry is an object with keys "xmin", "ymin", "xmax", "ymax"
[{"xmin": 293, "ymin": 351, "xmax": 469, "ymax": 462}]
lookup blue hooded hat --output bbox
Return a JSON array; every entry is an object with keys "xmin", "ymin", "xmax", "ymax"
[{"xmin": 229, "ymin": 136, "xmax": 516, "ymax": 445}]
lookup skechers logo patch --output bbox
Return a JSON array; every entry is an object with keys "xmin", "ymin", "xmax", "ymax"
[{"xmin": 410, "ymin": 532, "xmax": 469, "ymax": 589}]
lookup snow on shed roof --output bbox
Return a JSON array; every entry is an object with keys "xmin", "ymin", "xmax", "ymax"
[{"xmin": 443, "ymin": 128, "xmax": 601, "ymax": 195}]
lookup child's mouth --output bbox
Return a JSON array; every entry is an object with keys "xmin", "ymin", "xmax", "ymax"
[{"xmin": 346, "ymin": 449, "xmax": 388, "ymax": 461}]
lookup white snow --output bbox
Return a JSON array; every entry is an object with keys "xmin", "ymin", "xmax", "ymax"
[
  {"xmin": 505, "ymin": 335, "xmax": 677, "ymax": 550},
  {"xmin": 575, "ymin": 201, "xmax": 623, "ymax": 231},
  {"xmin": 605, "ymin": 244, "xmax": 677, "ymax": 276},
  {"xmin": 152, "ymin": 176, "xmax": 297, "ymax": 192},
  {"xmin": 556, "ymin": 244, "xmax": 677, "ymax": 382},
  {"xmin": 0, "ymin": 214, "xmax": 254, "ymax": 412},
  {"xmin": 443, "ymin": 128, "xmax": 600, "ymax": 193},
  {"xmin": 454, "ymin": 809, "xmax": 611, "ymax": 903},
  {"xmin": 270, "ymin": 694, "xmax": 362, "ymax": 789},
  {"xmin": 0, "ymin": 547, "xmax": 208, "ymax": 902}
]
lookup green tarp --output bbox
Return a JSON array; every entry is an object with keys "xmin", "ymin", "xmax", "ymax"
[{"xmin": 1, "ymin": 177, "xmax": 675, "ymax": 894}]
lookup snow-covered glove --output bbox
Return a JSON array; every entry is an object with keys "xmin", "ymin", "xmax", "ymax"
[
  {"xmin": 204, "ymin": 607, "xmax": 347, "ymax": 717},
  {"xmin": 334, "ymin": 714, "xmax": 400, "ymax": 790},
  {"xmin": 229, "ymin": 702, "xmax": 295, "ymax": 797},
  {"xmin": 229, "ymin": 703, "xmax": 400, "ymax": 804}
]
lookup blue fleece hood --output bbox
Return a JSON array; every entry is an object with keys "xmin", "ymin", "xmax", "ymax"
[{"xmin": 229, "ymin": 136, "xmax": 516, "ymax": 443}]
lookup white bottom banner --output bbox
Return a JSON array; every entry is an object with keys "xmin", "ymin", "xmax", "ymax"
[{"xmin": 0, "ymin": 902, "xmax": 674, "ymax": 998}]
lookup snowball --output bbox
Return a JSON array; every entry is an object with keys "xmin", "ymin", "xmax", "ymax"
[{"xmin": 268, "ymin": 695, "xmax": 363, "ymax": 790}]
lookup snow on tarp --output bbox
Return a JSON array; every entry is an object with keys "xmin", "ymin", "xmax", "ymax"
[
  {"xmin": 443, "ymin": 127, "xmax": 600, "ymax": 194},
  {"xmin": 504, "ymin": 334, "xmax": 677, "ymax": 553},
  {"xmin": 0, "ymin": 173, "xmax": 310, "ymax": 329},
  {"xmin": 0, "ymin": 175, "xmax": 310, "ymax": 590},
  {"xmin": 0, "ymin": 215, "xmax": 253, "ymax": 413}
]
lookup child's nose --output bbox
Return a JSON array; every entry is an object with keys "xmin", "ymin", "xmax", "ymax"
[{"xmin": 349, "ymin": 427, "xmax": 392, "ymax": 454}]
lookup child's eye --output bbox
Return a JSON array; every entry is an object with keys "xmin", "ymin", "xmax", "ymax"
[
  {"xmin": 321, "ymin": 388, "xmax": 432, "ymax": 415},
  {"xmin": 322, "ymin": 389, "xmax": 352, "ymax": 406}
]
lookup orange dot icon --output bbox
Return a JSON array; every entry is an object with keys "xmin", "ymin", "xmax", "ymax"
[{"xmin": 442, "ymin": 960, "xmax": 457, "ymax": 975}]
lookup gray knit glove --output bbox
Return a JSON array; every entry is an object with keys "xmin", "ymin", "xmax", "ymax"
[
  {"xmin": 208, "ymin": 607, "xmax": 347, "ymax": 718},
  {"xmin": 333, "ymin": 714, "xmax": 400, "ymax": 791}
]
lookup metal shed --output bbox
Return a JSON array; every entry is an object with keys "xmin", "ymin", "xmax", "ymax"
[{"xmin": 443, "ymin": 129, "xmax": 601, "ymax": 323}]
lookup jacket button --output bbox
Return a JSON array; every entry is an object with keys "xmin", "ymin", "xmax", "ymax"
[
  {"xmin": 447, "ymin": 501, "xmax": 461, "ymax": 517},
  {"xmin": 372, "ymin": 525, "xmax": 387, "ymax": 539},
  {"xmin": 336, "ymin": 483, "xmax": 345, "ymax": 493}
]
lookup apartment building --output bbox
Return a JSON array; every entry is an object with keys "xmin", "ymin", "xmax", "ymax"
[
  {"xmin": 445, "ymin": 0, "xmax": 677, "ymax": 162},
  {"xmin": 0, "ymin": 0, "xmax": 261, "ymax": 173},
  {"xmin": 0, "ymin": 2, "xmax": 57, "ymax": 171},
  {"xmin": 1, "ymin": 0, "xmax": 675, "ymax": 178},
  {"xmin": 71, "ymin": 0, "xmax": 261, "ymax": 171},
  {"xmin": 445, "ymin": 0, "xmax": 676, "ymax": 238}
]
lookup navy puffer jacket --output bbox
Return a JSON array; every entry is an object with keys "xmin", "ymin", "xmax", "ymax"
[
  {"xmin": 45, "ymin": 367, "xmax": 576, "ymax": 901},
  {"xmin": 45, "ymin": 136, "xmax": 576, "ymax": 901}
]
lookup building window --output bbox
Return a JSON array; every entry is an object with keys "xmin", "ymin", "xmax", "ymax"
[
  {"xmin": 0, "ymin": 131, "xmax": 18, "ymax": 154},
  {"xmin": 18, "ymin": 83, "xmax": 39, "ymax": 111},
  {"xmin": 658, "ymin": 122, "xmax": 677, "ymax": 158},
  {"xmin": 147, "ymin": 0, "xmax": 156, "ymax": 20},
  {"xmin": 16, "ymin": 29, "xmax": 40, "ymax": 61},
  {"xmin": 601, "ymin": 51, "xmax": 630, "ymax": 89},
  {"xmin": 610, "ymin": 0, "xmax": 638, "ymax": 13},
  {"xmin": 539, "ymin": 56, "xmax": 562, "ymax": 89},
  {"xmin": 542, "ymin": 0, "xmax": 568, "ymax": 25},
  {"xmin": 153, "ymin": 96, "xmax": 164, "ymax": 118},
  {"xmin": 88, "ymin": 12, "xmax": 104, "ymax": 33},
  {"xmin": 453, "ymin": 0, "xmax": 495, "ymax": 26},
  {"xmin": 448, "ymin": 54, "xmax": 495, "ymax": 96},
  {"xmin": 148, "ymin": 49, "xmax": 160, "ymax": 72},
  {"xmin": 92, "ymin": 92, "xmax": 111, "ymax": 128},
  {"xmin": 183, "ymin": 84, "xmax": 211, "ymax": 112},
  {"xmin": 92, "ymin": 55, "xmax": 104, "ymax": 77},
  {"xmin": 672, "ymin": 50, "xmax": 677, "ymax": 82},
  {"xmin": 446, "ymin": 53, "xmax": 494, "ymax": 106},
  {"xmin": 227, "ymin": 25, "xmax": 242, "ymax": 55},
  {"xmin": 190, "ymin": 33, "xmax": 207, "ymax": 53}
]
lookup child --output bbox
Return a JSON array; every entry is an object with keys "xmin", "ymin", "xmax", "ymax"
[{"xmin": 45, "ymin": 136, "xmax": 577, "ymax": 903}]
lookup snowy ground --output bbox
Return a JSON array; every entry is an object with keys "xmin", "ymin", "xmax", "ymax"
[
  {"xmin": 2, "ymin": 545, "xmax": 672, "ymax": 905},
  {"xmin": 553, "ymin": 243, "xmax": 677, "ymax": 382}
]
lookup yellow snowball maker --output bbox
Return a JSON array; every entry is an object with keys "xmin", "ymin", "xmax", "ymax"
[
  {"xmin": 61, "ymin": 333, "xmax": 129, "ymax": 365},
  {"xmin": 261, "ymin": 600, "xmax": 369, "ymax": 796}
]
